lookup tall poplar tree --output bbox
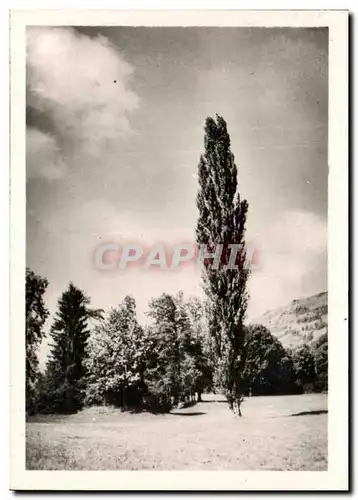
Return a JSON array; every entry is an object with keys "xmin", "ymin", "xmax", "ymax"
[{"xmin": 196, "ymin": 115, "xmax": 250, "ymax": 415}]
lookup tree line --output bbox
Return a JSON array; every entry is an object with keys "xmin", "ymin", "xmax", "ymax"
[
  {"xmin": 26, "ymin": 114, "xmax": 327, "ymax": 417},
  {"xmin": 26, "ymin": 268, "xmax": 328, "ymax": 416}
]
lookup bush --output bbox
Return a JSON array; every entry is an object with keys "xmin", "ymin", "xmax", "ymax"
[{"xmin": 294, "ymin": 305, "xmax": 309, "ymax": 315}]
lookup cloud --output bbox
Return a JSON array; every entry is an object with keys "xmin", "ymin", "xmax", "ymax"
[
  {"xmin": 247, "ymin": 210, "xmax": 327, "ymax": 318},
  {"xmin": 26, "ymin": 127, "xmax": 66, "ymax": 180},
  {"xmin": 26, "ymin": 27, "xmax": 139, "ymax": 179}
]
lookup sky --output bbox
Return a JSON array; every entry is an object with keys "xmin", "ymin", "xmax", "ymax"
[{"xmin": 26, "ymin": 26, "xmax": 328, "ymax": 358}]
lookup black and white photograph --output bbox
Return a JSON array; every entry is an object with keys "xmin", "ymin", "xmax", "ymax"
[{"xmin": 10, "ymin": 9, "xmax": 348, "ymax": 491}]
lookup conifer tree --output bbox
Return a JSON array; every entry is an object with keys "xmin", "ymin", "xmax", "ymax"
[
  {"xmin": 195, "ymin": 115, "xmax": 250, "ymax": 415},
  {"xmin": 46, "ymin": 283, "xmax": 103, "ymax": 413}
]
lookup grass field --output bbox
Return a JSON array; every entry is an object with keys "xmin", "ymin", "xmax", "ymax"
[{"xmin": 26, "ymin": 393, "xmax": 327, "ymax": 471}]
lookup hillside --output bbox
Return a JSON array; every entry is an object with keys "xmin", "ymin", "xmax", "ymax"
[{"xmin": 252, "ymin": 291, "xmax": 328, "ymax": 349}]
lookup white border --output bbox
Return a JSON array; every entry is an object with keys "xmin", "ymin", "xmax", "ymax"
[{"xmin": 10, "ymin": 10, "xmax": 349, "ymax": 491}]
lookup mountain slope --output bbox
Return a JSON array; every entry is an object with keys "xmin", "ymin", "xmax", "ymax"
[{"xmin": 252, "ymin": 292, "xmax": 328, "ymax": 349}]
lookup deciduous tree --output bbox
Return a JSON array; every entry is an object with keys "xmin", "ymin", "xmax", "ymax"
[
  {"xmin": 26, "ymin": 267, "xmax": 49, "ymax": 413},
  {"xmin": 85, "ymin": 295, "xmax": 148, "ymax": 408},
  {"xmin": 196, "ymin": 115, "xmax": 250, "ymax": 415}
]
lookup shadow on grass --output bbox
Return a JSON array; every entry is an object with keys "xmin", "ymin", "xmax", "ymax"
[
  {"xmin": 200, "ymin": 399, "xmax": 227, "ymax": 403},
  {"xmin": 169, "ymin": 411, "xmax": 206, "ymax": 417},
  {"xmin": 291, "ymin": 410, "xmax": 328, "ymax": 417}
]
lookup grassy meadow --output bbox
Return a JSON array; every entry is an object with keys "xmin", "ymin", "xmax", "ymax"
[{"xmin": 26, "ymin": 393, "xmax": 327, "ymax": 471}]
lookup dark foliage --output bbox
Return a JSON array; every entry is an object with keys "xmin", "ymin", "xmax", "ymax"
[
  {"xmin": 39, "ymin": 283, "xmax": 103, "ymax": 414},
  {"xmin": 242, "ymin": 325, "xmax": 298, "ymax": 396},
  {"xmin": 195, "ymin": 115, "xmax": 249, "ymax": 415},
  {"xmin": 26, "ymin": 268, "xmax": 49, "ymax": 414}
]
